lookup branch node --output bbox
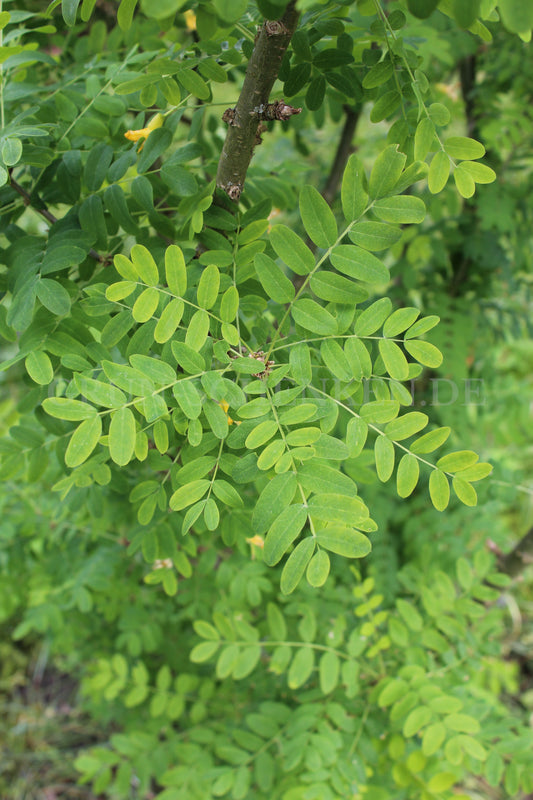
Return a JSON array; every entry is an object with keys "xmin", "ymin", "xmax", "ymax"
[
  {"xmin": 222, "ymin": 107, "xmax": 238, "ymax": 126},
  {"xmin": 265, "ymin": 20, "xmax": 289, "ymax": 35}
]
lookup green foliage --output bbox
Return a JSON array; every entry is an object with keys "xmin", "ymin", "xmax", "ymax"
[{"xmin": 0, "ymin": 1, "xmax": 531, "ymax": 799}]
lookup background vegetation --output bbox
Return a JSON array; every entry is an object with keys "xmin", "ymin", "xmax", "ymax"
[{"xmin": 0, "ymin": 0, "xmax": 532, "ymax": 798}]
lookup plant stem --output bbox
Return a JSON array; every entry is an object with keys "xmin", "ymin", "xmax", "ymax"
[
  {"xmin": 322, "ymin": 106, "xmax": 360, "ymax": 206},
  {"xmin": 215, "ymin": 1, "xmax": 299, "ymax": 201}
]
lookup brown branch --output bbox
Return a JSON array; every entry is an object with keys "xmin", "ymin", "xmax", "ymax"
[
  {"xmin": 216, "ymin": 1, "xmax": 300, "ymax": 201},
  {"xmin": 10, "ymin": 176, "xmax": 104, "ymax": 263},
  {"xmin": 322, "ymin": 106, "xmax": 360, "ymax": 206},
  {"xmin": 497, "ymin": 528, "xmax": 533, "ymax": 579}
]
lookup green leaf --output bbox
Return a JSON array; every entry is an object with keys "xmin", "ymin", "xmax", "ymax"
[
  {"xmin": 299, "ymin": 186, "xmax": 338, "ymax": 248},
  {"xmin": 308, "ymin": 494, "xmax": 368, "ymax": 525},
  {"xmin": 306, "ymin": 549, "xmax": 330, "ymax": 587},
  {"xmin": 362, "ymin": 60, "xmax": 393, "ymax": 89},
  {"xmin": 410, "ymin": 426, "xmax": 450, "ymax": 454},
  {"xmin": 429, "ymin": 469, "xmax": 450, "ymax": 511},
  {"xmin": 444, "ymin": 136, "xmax": 485, "ymax": 160},
  {"xmin": 270, "ymin": 225, "xmax": 314, "ymax": 275},
  {"xmin": 245, "ymin": 421, "xmax": 277, "ymax": 449},
  {"xmin": 404, "ymin": 339, "xmax": 443, "ymax": 368},
  {"xmin": 354, "ymin": 297, "xmax": 392, "ymax": 336},
  {"xmin": 75, "ymin": 375, "xmax": 127, "ymax": 408},
  {"xmin": 310, "ymin": 271, "xmax": 367, "ymax": 304},
  {"xmin": 43, "ymin": 397, "xmax": 97, "ymax": 421},
  {"xmin": 321, "ymin": 340, "xmax": 352, "ymax": 382},
  {"xmin": 106, "ymin": 281, "xmax": 138, "ymax": 302},
  {"xmin": 62, "ymin": 0, "xmax": 81, "ymax": 26},
  {"xmin": 452, "ymin": 478, "xmax": 477, "ymax": 506},
  {"xmin": 2, "ymin": 137, "xmax": 22, "ymax": 167},
  {"xmin": 169, "ymin": 480, "xmax": 210, "ymax": 511},
  {"xmin": 346, "ymin": 417, "xmax": 368, "ymax": 458},
  {"xmin": 422, "ymin": 722, "xmax": 447, "ymax": 756},
  {"xmin": 280, "ymin": 537, "xmax": 316, "ymax": 595},
  {"xmin": 373, "ymin": 195, "xmax": 426, "ymax": 224},
  {"xmin": 109, "ymin": 407, "xmax": 136, "ymax": 466},
  {"xmin": 342, "ymin": 154, "xmax": 368, "ymax": 222},
  {"xmin": 396, "ymin": 454, "xmax": 420, "ymax": 497},
  {"xmin": 368, "ymin": 145, "xmax": 407, "ymax": 199},
  {"xmin": 65, "ymin": 415, "xmax": 102, "ymax": 468},
  {"xmin": 197, "ymin": 264, "xmax": 220, "ymax": 310},
  {"xmin": 177, "ymin": 68, "xmax": 210, "ymax": 100},
  {"xmin": 190, "ymin": 641, "xmax": 219, "ymax": 663},
  {"xmin": 319, "ymin": 651, "xmax": 340, "ymax": 694},
  {"xmin": 171, "ymin": 342, "xmax": 205, "ymax": 374},
  {"xmin": 414, "ymin": 117, "xmax": 436, "ymax": 161},
  {"xmin": 36, "ymin": 279, "xmax": 71, "ymax": 316},
  {"xmin": 185, "ymin": 309, "xmax": 210, "ymax": 351},
  {"xmin": 212, "ymin": 480, "xmax": 243, "ymax": 508},
  {"xmin": 349, "ymin": 221, "xmax": 402, "ymax": 251},
  {"xmin": 454, "ymin": 164, "xmax": 476, "ymax": 198},
  {"xmin": 375, "ymin": 435, "xmax": 395, "ymax": 481},
  {"xmin": 428, "ymin": 151, "xmax": 450, "ymax": 194},
  {"xmin": 404, "ymin": 315, "xmax": 440, "ymax": 338},
  {"xmin": 289, "ymin": 343, "xmax": 312, "ymax": 386},
  {"xmin": 379, "ymin": 339, "xmax": 410, "ymax": 381},
  {"xmin": 498, "ymin": 0, "xmax": 533, "ymax": 32},
  {"xmin": 25, "ymin": 351, "xmax": 53, "ymax": 385},
  {"xmin": 203, "ymin": 401, "xmax": 229, "ymax": 439},
  {"xmin": 403, "ymin": 707, "xmax": 433, "ymax": 737},
  {"xmin": 330, "ymin": 245, "xmax": 389, "ymax": 283},
  {"xmin": 285, "ymin": 427, "xmax": 321, "ymax": 446},
  {"xmin": 384, "ymin": 412, "xmax": 428, "ymax": 441},
  {"xmin": 155, "ymin": 298, "xmax": 184, "ymax": 343},
  {"xmin": 165, "ymin": 245, "xmax": 187, "ymax": 296},
  {"xmin": 292, "ymin": 299, "xmax": 338, "ymax": 335},
  {"xmin": 264, "ymin": 504, "xmax": 308, "ymax": 566},
  {"xmin": 117, "ymin": 0, "xmax": 138, "ymax": 29},
  {"xmin": 130, "ymin": 244, "xmax": 159, "ymax": 285},
  {"xmin": 315, "ymin": 526, "xmax": 371, "ymax": 558},
  {"xmin": 132, "ymin": 287, "xmax": 160, "ymax": 323},
  {"xmin": 459, "ymin": 160, "xmax": 496, "ymax": 184},
  {"xmin": 213, "ymin": 0, "xmax": 247, "ymax": 23},
  {"xmin": 253, "ymin": 473, "xmax": 298, "ymax": 534},
  {"xmin": 102, "ymin": 361, "xmax": 154, "ymax": 396},
  {"xmin": 220, "ymin": 286, "xmax": 239, "ymax": 322},
  {"xmin": 287, "ymin": 647, "xmax": 314, "ymax": 689},
  {"xmin": 437, "ymin": 450, "xmax": 478, "ymax": 471},
  {"xmin": 254, "ymin": 253, "xmax": 295, "ymax": 303},
  {"xmin": 383, "ymin": 308, "xmax": 420, "ymax": 337}
]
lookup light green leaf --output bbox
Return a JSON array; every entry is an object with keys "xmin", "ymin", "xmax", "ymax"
[
  {"xmin": 345, "ymin": 338, "xmax": 372, "ymax": 379},
  {"xmin": 369, "ymin": 144, "xmax": 407, "ymax": 199},
  {"xmin": 26, "ymin": 351, "xmax": 54, "ymax": 385},
  {"xmin": 379, "ymin": 339, "xmax": 410, "ymax": 381},
  {"xmin": 169, "ymin": 479, "xmax": 210, "ymax": 511},
  {"xmin": 131, "ymin": 244, "xmax": 159, "ymax": 285},
  {"xmin": 292, "ymin": 299, "xmax": 338, "ymax": 335},
  {"xmin": 349, "ymin": 221, "xmax": 402, "ymax": 251},
  {"xmin": 404, "ymin": 315, "xmax": 439, "ymax": 338},
  {"xmin": 360, "ymin": 400, "xmax": 399, "ymax": 424},
  {"xmin": 190, "ymin": 641, "xmax": 219, "ymax": 663},
  {"xmin": 289, "ymin": 343, "xmax": 312, "ymax": 385},
  {"xmin": 341, "ymin": 154, "xmax": 368, "ymax": 222},
  {"xmin": 396, "ymin": 453, "xmax": 420, "ymax": 497},
  {"xmin": 197, "ymin": 264, "xmax": 220, "ymax": 310},
  {"xmin": 373, "ymin": 195, "xmax": 426, "ymax": 224},
  {"xmin": 185, "ymin": 309, "xmax": 210, "ymax": 351},
  {"xmin": 171, "ymin": 342, "xmax": 205, "ymax": 374},
  {"xmin": 319, "ymin": 651, "xmax": 340, "ymax": 694},
  {"xmin": 213, "ymin": 0, "xmax": 247, "ymax": 23},
  {"xmin": 422, "ymin": 722, "xmax": 447, "ymax": 756},
  {"xmin": 109, "ymin": 407, "xmax": 136, "ymax": 466},
  {"xmin": 384, "ymin": 412, "xmax": 428, "ymax": 441},
  {"xmin": 310, "ymin": 271, "xmax": 367, "ymax": 304},
  {"xmin": 428, "ymin": 150, "xmax": 450, "ymax": 194},
  {"xmin": 75, "ymin": 374, "xmax": 127, "ymax": 408},
  {"xmin": 154, "ymin": 298, "xmax": 184, "ymax": 343},
  {"xmin": 454, "ymin": 164, "xmax": 476, "ymax": 198},
  {"xmin": 452, "ymin": 478, "xmax": 477, "ymax": 506},
  {"xmin": 254, "ymin": 253, "xmax": 295, "ymax": 303},
  {"xmin": 308, "ymin": 494, "xmax": 368, "ymax": 524},
  {"xmin": 444, "ymin": 136, "xmax": 485, "ymax": 160},
  {"xmin": 455, "ymin": 462, "xmax": 492, "ymax": 481},
  {"xmin": 410, "ymin": 426, "xmax": 450, "ymax": 454},
  {"xmin": 354, "ymin": 297, "xmax": 392, "ymax": 336},
  {"xmin": 414, "ymin": 117, "xmax": 436, "ymax": 161},
  {"xmin": 165, "ymin": 244, "xmax": 187, "ymax": 296},
  {"xmin": 375, "ymin": 435, "xmax": 395, "ymax": 481},
  {"xmin": 330, "ymin": 245, "xmax": 389, "ymax": 283},
  {"xmin": 253, "ymin": 473, "xmax": 298, "ymax": 534},
  {"xmin": 403, "ymin": 707, "xmax": 433, "ymax": 738},
  {"xmin": 220, "ymin": 286, "xmax": 239, "ymax": 322},
  {"xmin": 270, "ymin": 225, "xmax": 314, "ymax": 275},
  {"xmin": 203, "ymin": 400, "xmax": 229, "ymax": 439},
  {"xmin": 65, "ymin": 415, "xmax": 102, "ymax": 468},
  {"xmin": 245, "ymin": 420, "xmax": 277, "ymax": 449},
  {"xmin": 404, "ymin": 339, "xmax": 443, "ymax": 368},
  {"xmin": 437, "ymin": 450, "xmax": 478, "ymax": 471},
  {"xmin": 177, "ymin": 68, "xmax": 210, "ymax": 100},
  {"xmin": 299, "ymin": 185, "xmax": 338, "ymax": 248},
  {"xmin": 105, "ymin": 281, "xmax": 138, "ymax": 302},
  {"xmin": 280, "ymin": 537, "xmax": 316, "ymax": 595},
  {"xmin": 287, "ymin": 646, "xmax": 315, "ymax": 689},
  {"xmin": 346, "ymin": 417, "xmax": 368, "ymax": 457},
  {"xmin": 264, "ymin": 504, "xmax": 308, "ymax": 566},
  {"xmin": 43, "ymin": 397, "xmax": 96, "ymax": 421},
  {"xmin": 36, "ymin": 279, "xmax": 71, "ymax": 316},
  {"xmin": 285, "ymin": 427, "xmax": 321, "ymax": 446},
  {"xmin": 132, "ymin": 287, "xmax": 160, "ymax": 322},
  {"xmin": 315, "ymin": 526, "xmax": 371, "ymax": 558},
  {"xmin": 459, "ymin": 160, "xmax": 496, "ymax": 184},
  {"xmin": 429, "ymin": 469, "xmax": 450, "ymax": 511},
  {"xmin": 306, "ymin": 549, "xmax": 330, "ymax": 587},
  {"xmin": 321, "ymin": 340, "xmax": 352, "ymax": 382},
  {"xmin": 102, "ymin": 361, "xmax": 155, "ymax": 396},
  {"xmin": 383, "ymin": 308, "xmax": 420, "ymax": 337}
]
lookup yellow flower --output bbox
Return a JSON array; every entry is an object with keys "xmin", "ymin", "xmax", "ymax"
[
  {"xmin": 246, "ymin": 535, "xmax": 264, "ymax": 559},
  {"xmin": 219, "ymin": 399, "xmax": 240, "ymax": 426},
  {"xmin": 124, "ymin": 113, "xmax": 163, "ymax": 151},
  {"xmin": 184, "ymin": 10, "xmax": 197, "ymax": 31}
]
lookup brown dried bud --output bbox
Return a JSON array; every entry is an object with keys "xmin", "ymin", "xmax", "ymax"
[
  {"xmin": 265, "ymin": 20, "xmax": 289, "ymax": 36},
  {"xmin": 254, "ymin": 100, "xmax": 302, "ymax": 122},
  {"xmin": 222, "ymin": 107, "xmax": 237, "ymax": 126}
]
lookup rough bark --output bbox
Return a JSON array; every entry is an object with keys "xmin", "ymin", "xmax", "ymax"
[{"xmin": 216, "ymin": 1, "xmax": 299, "ymax": 201}]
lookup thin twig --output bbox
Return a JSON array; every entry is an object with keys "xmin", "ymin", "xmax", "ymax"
[{"xmin": 10, "ymin": 176, "xmax": 104, "ymax": 263}]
